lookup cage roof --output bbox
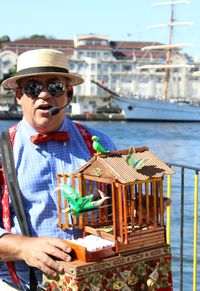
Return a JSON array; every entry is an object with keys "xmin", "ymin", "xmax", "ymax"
[{"xmin": 75, "ymin": 147, "xmax": 174, "ymax": 184}]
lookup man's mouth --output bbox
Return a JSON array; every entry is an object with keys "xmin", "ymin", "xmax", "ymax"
[{"xmin": 37, "ymin": 104, "xmax": 53, "ymax": 111}]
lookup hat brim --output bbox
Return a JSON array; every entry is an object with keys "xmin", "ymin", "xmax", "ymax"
[{"xmin": 2, "ymin": 72, "xmax": 84, "ymax": 90}]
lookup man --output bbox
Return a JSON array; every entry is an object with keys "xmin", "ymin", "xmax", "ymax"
[{"xmin": 0, "ymin": 49, "xmax": 115, "ymax": 290}]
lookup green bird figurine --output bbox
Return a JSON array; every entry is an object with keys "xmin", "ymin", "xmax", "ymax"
[
  {"xmin": 61, "ymin": 184, "xmax": 109, "ymax": 216},
  {"xmin": 126, "ymin": 146, "xmax": 149, "ymax": 170},
  {"xmin": 92, "ymin": 135, "xmax": 109, "ymax": 154}
]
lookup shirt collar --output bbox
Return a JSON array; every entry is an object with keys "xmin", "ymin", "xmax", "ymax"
[{"xmin": 19, "ymin": 116, "xmax": 70, "ymax": 143}]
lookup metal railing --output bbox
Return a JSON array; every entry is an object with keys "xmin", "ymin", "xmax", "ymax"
[{"xmin": 166, "ymin": 163, "xmax": 199, "ymax": 291}]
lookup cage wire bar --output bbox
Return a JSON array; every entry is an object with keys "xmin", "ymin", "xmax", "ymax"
[{"xmin": 167, "ymin": 163, "xmax": 199, "ymax": 291}]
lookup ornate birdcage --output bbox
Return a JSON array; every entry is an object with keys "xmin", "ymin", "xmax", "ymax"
[{"xmin": 57, "ymin": 147, "xmax": 174, "ymax": 255}]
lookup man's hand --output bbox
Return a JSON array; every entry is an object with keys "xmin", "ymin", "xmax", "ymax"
[{"xmin": 0, "ymin": 234, "xmax": 71, "ymax": 276}]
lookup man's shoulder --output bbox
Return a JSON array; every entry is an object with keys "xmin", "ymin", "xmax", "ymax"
[
  {"xmin": 77, "ymin": 123, "xmax": 116, "ymax": 151},
  {"xmin": 66, "ymin": 119, "xmax": 116, "ymax": 151}
]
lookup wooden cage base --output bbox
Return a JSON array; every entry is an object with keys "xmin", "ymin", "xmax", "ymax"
[{"xmin": 43, "ymin": 244, "xmax": 173, "ymax": 290}]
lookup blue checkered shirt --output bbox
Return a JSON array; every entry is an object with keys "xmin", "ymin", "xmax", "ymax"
[{"xmin": 0, "ymin": 116, "xmax": 115, "ymax": 289}]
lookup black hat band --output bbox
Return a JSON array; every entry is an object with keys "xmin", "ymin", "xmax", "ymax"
[{"xmin": 15, "ymin": 66, "xmax": 69, "ymax": 76}]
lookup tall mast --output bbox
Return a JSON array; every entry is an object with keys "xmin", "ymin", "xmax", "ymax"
[
  {"xmin": 138, "ymin": 1, "xmax": 192, "ymax": 101},
  {"xmin": 164, "ymin": 2, "xmax": 174, "ymax": 100}
]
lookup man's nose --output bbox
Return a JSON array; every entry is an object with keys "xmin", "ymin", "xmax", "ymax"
[{"xmin": 38, "ymin": 87, "xmax": 51, "ymax": 99}]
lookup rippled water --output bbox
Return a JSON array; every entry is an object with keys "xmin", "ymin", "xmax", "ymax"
[{"xmin": 1, "ymin": 119, "xmax": 200, "ymax": 290}]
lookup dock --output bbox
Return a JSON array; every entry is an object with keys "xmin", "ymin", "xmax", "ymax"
[{"xmin": 0, "ymin": 111, "xmax": 125, "ymax": 121}]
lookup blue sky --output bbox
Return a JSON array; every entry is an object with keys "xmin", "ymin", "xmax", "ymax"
[{"xmin": 1, "ymin": 0, "xmax": 199, "ymax": 59}]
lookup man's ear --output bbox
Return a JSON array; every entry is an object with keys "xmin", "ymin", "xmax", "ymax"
[
  {"xmin": 67, "ymin": 85, "xmax": 73, "ymax": 103},
  {"xmin": 15, "ymin": 87, "xmax": 22, "ymax": 104}
]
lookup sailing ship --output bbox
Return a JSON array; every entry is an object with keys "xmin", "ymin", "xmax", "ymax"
[{"xmin": 95, "ymin": 1, "xmax": 200, "ymax": 121}]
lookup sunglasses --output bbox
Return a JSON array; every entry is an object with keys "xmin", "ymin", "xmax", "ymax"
[{"xmin": 21, "ymin": 79, "xmax": 67, "ymax": 99}]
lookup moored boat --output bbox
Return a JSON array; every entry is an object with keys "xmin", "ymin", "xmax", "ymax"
[{"xmin": 113, "ymin": 95, "xmax": 200, "ymax": 121}]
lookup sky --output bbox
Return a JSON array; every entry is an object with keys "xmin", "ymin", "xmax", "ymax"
[{"xmin": 1, "ymin": 0, "xmax": 200, "ymax": 60}]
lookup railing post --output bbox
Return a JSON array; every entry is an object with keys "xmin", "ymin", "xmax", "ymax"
[
  {"xmin": 180, "ymin": 167, "xmax": 185, "ymax": 291},
  {"xmin": 193, "ymin": 171, "xmax": 199, "ymax": 291},
  {"xmin": 166, "ymin": 163, "xmax": 200, "ymax": 290},
  {"xmin": 166, "ymin": 174, "xmax": 171, "ymax": 244}
]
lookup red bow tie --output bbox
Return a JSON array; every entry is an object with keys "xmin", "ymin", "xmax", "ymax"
[{"xmin": 30, "ymin": 131, "xmax": 70, "ymax": 144}]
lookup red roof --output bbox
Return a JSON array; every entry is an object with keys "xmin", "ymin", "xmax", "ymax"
[
  {"xmin": 1, "ymin": 37, "xmax": 191, "ymax": 60},
  {"xmin": 5, "ymin": 38, "xmax": 74, "ymax": 47}
]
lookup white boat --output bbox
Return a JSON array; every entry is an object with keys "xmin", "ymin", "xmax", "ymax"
[
  {"xmin": 92, "ymin": 80, "xmax": 200, "ymax": 121},
  {"xmin": 113, "ymin": 95, "xmax": 200, "ymax": 121},
  {"xmin": 94, "ymin": 1, "xmax": 200, "ymax": 121}
]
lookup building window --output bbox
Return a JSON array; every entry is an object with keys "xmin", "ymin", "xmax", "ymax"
[
  {"xmin": 77, "ymin": 51, "xmax": 84, "ymax": 58},
  {"xmin": 78, "ymin": 39, "xmax": 108, "ymax": 46},
  {"xmin": 89, "ymin": 101, "xmax": 96, "ymax": 106},
  {"xmin": 102, "ymin": 64, "xmax": 108, "ymax": 71},
  {"xmin": 111, "ymin": 64, "xmax": 117, "ymax": 71},
  {"xmin": 157, "ymin": 77, "xmax": 162, "ymax": 83},
  {"xmin": 140, "ymin": 76, "xmax": 149, "ymax": 83},
  {"xmin": 91, "ymin": 52, "xmax": 96, "ymax": 58},
  {"xmin": 122, "ymin": 64, "xmax": 132, "ymax": 71},
  {"xmin": 112, "ymin": 76, "xmax": 117, "ymax": 83},
  {"xmin": 103, "ymin": 75, "xmax": 108, "ymax": 82},
  {"xmin": 77, "ymin": 63, "xmax": 84, "ymax": 70},
  {"xmin": 91, "ymin": 64, "xmax": 96, "ymax": 71},
  {"xmin": 68, "ymin": 63, "xmax": 75, "ymax": 70},
  {"xmin": 104, "ymin": 52, "xmax": 110, "ymax": 58}
]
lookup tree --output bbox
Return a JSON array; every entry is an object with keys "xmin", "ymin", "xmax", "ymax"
[
  {"xmin": 0, "ymin": 64, "xmax": 16, "ymax": 85},
  {"xmin": 0, "ymin": 35, "xmax": 11, "ymax": 43},
  {"xmin": 30, "ymin": 34, "xmax": 47, "ymax": 39}
]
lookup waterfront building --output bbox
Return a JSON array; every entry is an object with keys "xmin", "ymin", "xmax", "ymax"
[{"xmin": 0, "ymin": 34, "xmax": 200, "ymax": 111}]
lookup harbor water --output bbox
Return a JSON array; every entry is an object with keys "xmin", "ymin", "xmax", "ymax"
[{"xmin": 1, "ymin": 119, "xmax": 200, "ymax": 290}]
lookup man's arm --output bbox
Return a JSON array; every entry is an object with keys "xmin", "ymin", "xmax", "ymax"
[{"xmin": 0, "ymin": 158, "xmax": 72, "ymax": 277}]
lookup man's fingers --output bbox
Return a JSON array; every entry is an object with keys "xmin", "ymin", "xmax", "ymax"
[
  {"xmin": 36, "ymin": 253, "xmax": 64, "ymax": 275},
  {"xmin": 48, "ymin": 238, "xmax": 71, "ymax": 253},
  {"xmin": 46, "ymin": 246, "xmax": 71, "ymax": 262}
]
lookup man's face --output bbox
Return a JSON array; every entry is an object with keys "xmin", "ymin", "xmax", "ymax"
[{"xmin": 16, "ymin": 75, "xmax": 71, "ymax": 133}]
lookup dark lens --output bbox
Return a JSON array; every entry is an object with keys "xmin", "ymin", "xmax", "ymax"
[
  {"xmin": 47, "ymin": 81, "xmax": 66, "ymax": 97},
  {"xmin": 23, "ymin": 80, "xmax": 43, "ymax": 99}
]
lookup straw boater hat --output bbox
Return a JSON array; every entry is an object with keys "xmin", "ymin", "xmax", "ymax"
[{"xmin": 2, "ymin": 48, "xmax": 84, "ymax": 89}]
